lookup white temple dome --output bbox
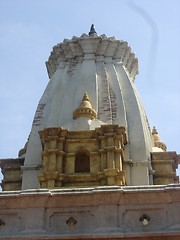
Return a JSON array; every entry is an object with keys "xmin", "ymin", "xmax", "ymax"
[{"xmin": 21, "ymin": 25, "xmax": 155, "ymax": 189}]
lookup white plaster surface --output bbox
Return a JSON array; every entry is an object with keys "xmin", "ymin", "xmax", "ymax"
[{"xmin": 22, "ymin": 34, "xmax": 154, "ymax": 189}]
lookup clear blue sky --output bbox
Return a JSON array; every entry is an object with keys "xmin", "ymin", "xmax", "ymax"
[{"xmin": 0, "ymin": 0, "xmax": 180, "ymax": 179}]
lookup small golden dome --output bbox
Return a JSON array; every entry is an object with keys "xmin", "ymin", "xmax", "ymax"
[
  {"xmin": 79, "ymin": 92, "xmax": 93, "ymax": 109},
  {"xmin": 73, "ymin": 92, "xmax": 97, "ymax": 120}
]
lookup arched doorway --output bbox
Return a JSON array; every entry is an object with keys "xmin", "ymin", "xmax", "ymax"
[{"xmin": 75, "ymin": 150, "xmax": 90, "ymax": 173}]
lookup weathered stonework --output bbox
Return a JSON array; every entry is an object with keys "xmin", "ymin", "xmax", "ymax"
[
  {"xmin": 0, "ymin": 158, "xmax": 24, "ymax": 191},
  {"xmin": 38, "ymin": 125, "xmax": 127, "ymax": 188},
  {"xmin": 151, "ymin": 151, "xmax": 179, "ymax": 185},
  {"xmin": 0, "ymin": 185, "xmax": 180, "ymax": 239}
]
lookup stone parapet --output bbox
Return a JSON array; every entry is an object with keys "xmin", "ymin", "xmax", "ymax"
[{"xmin": 0, "ymin": 185, "xmax": 180, "ymax": 239}]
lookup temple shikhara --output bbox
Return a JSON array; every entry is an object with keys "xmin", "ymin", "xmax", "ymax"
[{"xmin": 0, "ymin": 25, "xmax": 180, "ymax": 239}]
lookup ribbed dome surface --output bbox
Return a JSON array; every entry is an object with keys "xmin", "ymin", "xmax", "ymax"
[
  {"xmin": 46, "ymin": 31, "xmax": 138, "ymax": 81},
  {"xmin": 22, "ymin": 28, "xmax": 154, "ymax": 189}
]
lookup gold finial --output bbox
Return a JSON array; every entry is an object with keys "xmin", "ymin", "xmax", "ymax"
[
  {"xmin": 73, "ymin": 92, "xmax": 97, "ymax": 120},
  {"xmin": 152, "ymin": 126, "xmax": 167, "ymax": 151},
  {"xmin": 152, "ymin": 126, "xmax": 158, "ymax": 135},
  {"xmin": 82, "ymin": 92, "xmax": 89, "ymax": 102}
]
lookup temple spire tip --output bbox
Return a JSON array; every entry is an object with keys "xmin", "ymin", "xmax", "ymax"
[{"xmin": 89, "ymin": 24, "xmax": 97, "ymax": 36}]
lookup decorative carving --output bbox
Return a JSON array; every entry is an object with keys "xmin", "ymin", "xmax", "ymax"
[
  {"xmin": 38, "ymin": 125, "xmax": 127, "ymax": 188},
  {"xmin": 46, "ymin": 34, "xmax": 138, "ymax": 80},
  {"xmin": 66, "ymin": 217, "xmax": 77, "ymax": 228},
  {"xmin": 139, "ymin": 214, "xmax": 151, "ymax": 225}
]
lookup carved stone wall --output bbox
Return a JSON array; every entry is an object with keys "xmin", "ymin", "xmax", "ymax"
[{"xmin": 38, "ymin": 125, "xmax": 127, "ymax": 188}]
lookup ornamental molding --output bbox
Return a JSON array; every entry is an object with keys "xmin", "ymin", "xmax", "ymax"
[{"xmin": 46, "ymin": 34, "xmax": 138, "ymax": 81}]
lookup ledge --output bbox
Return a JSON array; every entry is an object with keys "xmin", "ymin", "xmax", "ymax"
[
  {"xmin": 1, "ymin": 230, "xmax": 180, "ymax": 240},
  {"xmin": 0, "ymin": 184, "xmax": 180, "ymax": 197}
]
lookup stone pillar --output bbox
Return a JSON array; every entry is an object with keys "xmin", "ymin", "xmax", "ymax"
[
  {"xmin": 57, "ymin": 138, "xmax": 65, "ymax": 172},
  {"xmin": 151, "ymin": 151, "xmax": 179, "ymax": 184},
  {"xmin": 38, "ymin": 128, "xmax": 60, "ymax": 188},
  {"xmin": 101, "ymin": 125, "xmax": 127, "ymax": 186},
  {"xmin": 99, "ymin": 136, "xmax": 106, "ymax": 171},
  {"xmin": 104, "ymin": 128, "xmax": 117, "ymax": 185},
  {"xmin": 106, "ymin": 132, "xmax": 115, "ymax": 169},
  {"xmin": 0, "ymin": 158, "xmax": 24, "ymax": 191},
  {"xmin": 57, "ymin": 151, "xmax": 64, "ymax": 173},
  {"xmin": 114, "ymin": 135, "xmax": 123, "ymax": 171},
  {"xmin": 65, "ymin": 153, "xmax": 75, "ymax": 174},
  {"xmin": 48, "ymin": 149, "xmax": 57, "ymax": 172}
]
